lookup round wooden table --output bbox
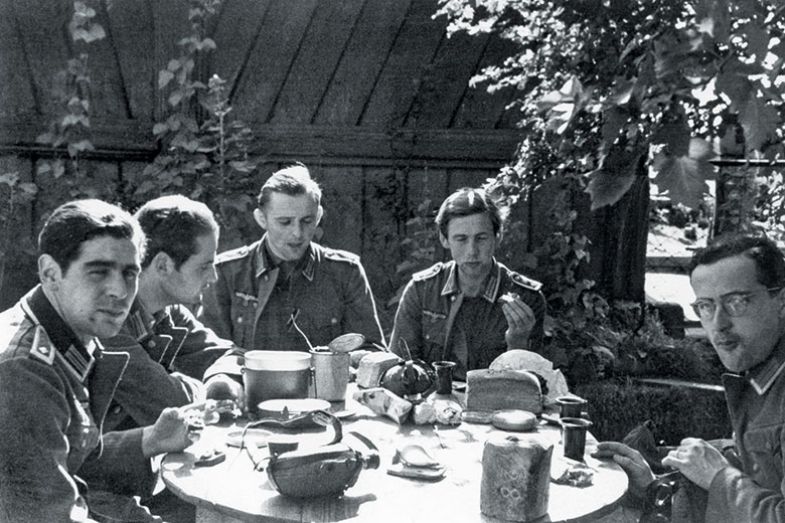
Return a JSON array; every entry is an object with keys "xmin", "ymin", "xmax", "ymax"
[{"xmin": 162, "ymin": 393, "xmax": 628, "ymax": 523}]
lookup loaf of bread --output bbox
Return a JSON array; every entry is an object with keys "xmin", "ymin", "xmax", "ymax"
[
  {"xmin": 480, "ymin": 434, "xmax": 553, "ymax": 521},
  {"xmin": 466, "ymin": 369, "xmax": 543, "ymax": 414},
  {"xmin": 356, "ymin": 352, "xmax": 402, "ymax": 388}
]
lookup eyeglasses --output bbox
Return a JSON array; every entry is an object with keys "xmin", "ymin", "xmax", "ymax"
[{"xmin": 690, "ymin": 287, "xmax": 782, "ymax": 320}]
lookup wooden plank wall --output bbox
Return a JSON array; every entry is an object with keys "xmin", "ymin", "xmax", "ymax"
[{"xmin": 0, "ymin": 0, "xmax": 523, "ymax": 326}]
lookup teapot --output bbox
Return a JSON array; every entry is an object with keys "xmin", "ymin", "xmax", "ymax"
[{"xmin": 381, "ymin": 359, "xmax": 434, "ymax": 398}]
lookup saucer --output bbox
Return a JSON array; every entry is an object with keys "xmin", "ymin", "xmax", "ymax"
[{"xmin": 225, "ymin": 428, "xmax": 273, "ymax": 448}]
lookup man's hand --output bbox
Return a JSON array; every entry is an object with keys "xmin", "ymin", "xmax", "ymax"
[
  {"xmin": 499, "ymin": 293, "xmax": 536, "ymax": 350},
  {"xmin": 205, "ymin": 374, "xmax": 244, "ymax": 410},
  {"xmin": 661, "ymin": 438, "xmax": 729, "ymax": 490},
  {"xmin": 592, "ymin": 441, "xmax": 656, "ymax": 497},
  {"xmin": 141, "ymin": 406, "xmax": 197, "ymax": 458}
]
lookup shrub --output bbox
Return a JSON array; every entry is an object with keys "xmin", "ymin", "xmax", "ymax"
[{"xmin": 576, "ymin": 378, "xmax": 730, "ymax": 444}]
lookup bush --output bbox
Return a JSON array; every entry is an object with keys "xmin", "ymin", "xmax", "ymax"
[{"xmin": 575, "ymin": 378, "xmax": 730, "ymax": 444}]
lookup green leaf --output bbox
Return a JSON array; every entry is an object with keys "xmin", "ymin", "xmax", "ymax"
[
  {"xmin": 158, "ymin": 70, "xmax": 175, "ymax": 89},
  {"xmin": 715, "ymin": 59, "xmax": 755, "ymax": 110},
  {"xmin": 0, "ymin": 172, "xmax": 19, "ymax": 186},
  {"xmin": 82, "ymin": 24, "xmax": 106, "ymax": 43},
  {"xmin": 198, "ymin": 38, "xmax": 217, "ymax": 51},
  {"xmin": 168, "ymin": 91, "xmax": 183, "ymax": 107},
  {"xmin": 739, "ymin": 95, "xmax": 779, "ymax": 151},
  {"xmin": 651, "ymin": 139, "xmax": 714, "ymax": 208},
  {"xmin": 36, "ymin": 163, "xmax": 51, "ymax": 176},
  {"xmin": 652, "ymin": 113, "xmax": 690, "ymax": 156},
  {"xmin": 153, "ymin": 122, "xmax": 169, "ymax": 136},
  {"xmin": 52, "ymin": 161, "xmax": 65, "ymax": 179},
  {"xmin": 742, "ymin": 22, "xmax": 770, "ymax": 63},
  {"xmin": 585, "ymin": 146, "xmax": 642, "ymax": 210},
  {"xmin": 19, "ymin": 182, "xmax": 38, "ymax": 195}
]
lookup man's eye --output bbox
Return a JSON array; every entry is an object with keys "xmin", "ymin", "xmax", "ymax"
[
  {"xmin": 277, "ymin": 220, "xmax": 291, "ymax": 226},
  {"xmin": 123, "ymin": 270, "xmax": 139, "ymax": 280},
  {"xmin": 89, "ymin": 269, "xmax": 108, "ymax": 277}
]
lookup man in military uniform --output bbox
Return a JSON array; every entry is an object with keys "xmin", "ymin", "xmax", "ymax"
[
  {"xmin": 200, "ymin": 164, "xmax": 385, "ymax": 398},
  {"xmin": 595, "ymin": 235, "xmax": 785, "ymax": 523},
  {"xmin": 102, "ymin": 195, "xmax": 234, "ymax": 433},
  {"xmin": 0, "ymin": 199, "xmax": 196, "ymax": 522},
  {"xmin": 389, "ymin": 187, "xmax": 547, "ymax": 380}
]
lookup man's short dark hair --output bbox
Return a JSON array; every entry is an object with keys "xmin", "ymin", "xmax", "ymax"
[
  {"xmin": 435, "ymin": 187, "xmax": 507, "ymax": 238},
  {"xmin": 690, "ymin": 234, "xmax": 785, "ymax": 288},
  {"xmin": 38, "ymin": 199, "xmax": 145, "ymax": 273},
  {"xmin": 134, "ymin": 195, "xmax": 219, "ymax": 269},
  {"xmin": 256, "ymin": 163, "xmax": 322, "ymax": 209}
]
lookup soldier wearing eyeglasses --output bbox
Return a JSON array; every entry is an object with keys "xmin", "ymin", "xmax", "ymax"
[{"xmin": 595, "ymin": 234, "xmax": 785, "ymax": 522}]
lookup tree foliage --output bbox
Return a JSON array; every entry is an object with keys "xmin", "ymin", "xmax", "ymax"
[
  {"xmin": 436, "ymin": 0, "xmax": 785, "ymax": 209},
  {"xmin": 133, "ymin": 0, "xmax": 261, "ymax": 246}
]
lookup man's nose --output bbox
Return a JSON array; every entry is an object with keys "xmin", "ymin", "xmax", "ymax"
[
  {"xmin": 105, "ymin": 272, "xmax": 130, "ymax": 300},
  {"xmin": 711, "ymin": 303, "xmax": 733, "ymax": 331}
]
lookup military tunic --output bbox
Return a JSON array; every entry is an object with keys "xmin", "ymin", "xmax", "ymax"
[
  {"xmin": 201, "ymin": 236, "xmax": 385, "ymax": 353},
  {"xmin": 101, "ymin": 299, "xmax": 233, "ymax": 431},
  {"xmin": 0, "ymin": 286, "xmax": 154, "ymax": 522},
  {"xmin": 389, "ymin": 259, "xmax": 546, "ymax": 380}
]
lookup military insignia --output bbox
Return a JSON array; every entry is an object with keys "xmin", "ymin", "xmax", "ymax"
[
  {"xmin": 510, "ymin": 272, "xmax": 543, "ymax": 292},
  {"xmin": 216, "ymin": 245, "xmax": 251, "ymax": 265},
  {"xmin": 422, "ymin": 309, "xmax": 447, "ymax": 322},
  {"xmin": 413, "ymin": 263, "xmax": 443, "ymax": 281},
  {"xmin": 234, "ymin": 291, "xmax": 258, "ymax": 305},
  {"xmin": 323, "ymin": 248, "xmax": 360, "ymax": 264},
  {"xmin": 29, "ymin": 326, "xmax": 55, "ymax": 365}
]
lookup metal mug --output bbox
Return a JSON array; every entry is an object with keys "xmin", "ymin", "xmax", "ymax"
[{"xmin": 310, "ymin": 349, "xmax": 350, "ymax": 401}]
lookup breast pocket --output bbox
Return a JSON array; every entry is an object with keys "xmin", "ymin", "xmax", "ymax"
[
  {"xmin": 301, "ymin": 306, "xmax": 342, "ymax": 346},
  {"xmin": 231, "ymin": 293, "xmax": 258, "ymax": 348},
  {"xmin": 421, "ymin": 310, "xmax": 447, "ymax": 363},
  {"xmin": 743, "ymin": 425, "xmax": 783, "ymax": 490}
]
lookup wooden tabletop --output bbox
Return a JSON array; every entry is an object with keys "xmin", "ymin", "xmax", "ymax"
[{"xmin": 162, "ymin": 396, "xmax": 628, "ymax": 523}]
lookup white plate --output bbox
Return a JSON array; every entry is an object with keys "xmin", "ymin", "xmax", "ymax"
[{"xmin": 225, "ymin": 428, "xmax": 272, "ymax": 448}]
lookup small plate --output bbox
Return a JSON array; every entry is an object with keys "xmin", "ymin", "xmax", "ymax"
[
  {"xmin": 225, "ymin": 428, "xmax": 272, "ymax": 448},
  {"xmin": 257, "ymin": 398, "xmax": 332, "ymax": 418}
]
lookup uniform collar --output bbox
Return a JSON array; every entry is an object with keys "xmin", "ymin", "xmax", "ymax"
[
  {"xmin": 24, "ymin": 285, "xmax": 95, "ymax": 382},
  {"xmin": 441, "ymin": 259, "xmax": 500, "ymax": 303},
  {"xmin": 747, "ymin": 335, "xmax": 785, "ymax": 395},
  {"xmin": 255, "ymin": 235, "xmax": 316, "ymax": 282},
  {"xmin": 126, "ymin": 299, "xmax": 155, "ymax": 338}
]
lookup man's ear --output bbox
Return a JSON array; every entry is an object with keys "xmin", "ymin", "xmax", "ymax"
[
  {"xmin": 439, "ymin": 231, "xmax": 449, "ymax": 250},
  {"xmin": 253, "ymin": 208, "xmax": 267, "ymax": 230},
  {"xmin": 38, "ymin": 254, "xmax": 62, "ymax": 288},
  {"xmin": 777, "ymin": 287, "xmax": 785, "ymax": 317},
  {"xmin": 151, "ymin": 251, "xmax": 174, "ymax": 275},
  {"xmin": 316, "ymin": 205, "xmax": 324, "ymax": 226}
]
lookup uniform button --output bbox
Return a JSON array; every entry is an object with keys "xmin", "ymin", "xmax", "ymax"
[
  {"xmin": 148, "ymin": 341, "xmax": 156, "ymax": 349},
  {"xmin": 425, "ymin": 334, "xmax": 430, "ymax": 340},
  {"xmin": 264, "ymin": 275, "xmax": 269, "ymax": 281},
  {"xmin": 237, "ymin": 317, "xmax": 243, "ymax": 324},
  {"xmin": 331, "ymin": 318, "xmax": 338, "ymax": 325},
  {"xmin": 112, "ymin": 405, "xmax": 122, "ymax": 414},
  {"xmin": 451, "ymin": 296, "xmax": 456, "ymax": 302}
]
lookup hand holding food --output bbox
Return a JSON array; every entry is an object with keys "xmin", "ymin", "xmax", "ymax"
[{"xmin": 497, "ymin": 292, "xmax": 536, "ymax": 350}]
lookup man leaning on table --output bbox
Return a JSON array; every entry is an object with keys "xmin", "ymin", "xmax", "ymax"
[
  {"xmin": 595, "ymin": 234, "xmax": 785, "ymax": 522},
  {"xmin": 102, "ymin": 194, "xmax": 234, "ymax": 432},
  {"xmin": 0, "ymin": 199, "xmax": 197, "ymax": 522},
  {"xmin": 389, "ymin": 187, "xmax": 547, "ymax": 380},
  {"xmin": 200, "ymin": 164, "xmax": 385, "ymax": 400}
]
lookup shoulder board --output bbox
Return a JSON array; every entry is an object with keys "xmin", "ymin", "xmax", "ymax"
[
  {"xmin": 509, "ymin": 271, "xmax": 543, "ymax": 292},
  {"xmin": 216, "ymin": 245, "xmax": 251, "ymax": 265},
  {"xmin": 413, "ymin": 263, "xmax": 443, "ymax": 282},
  {"xmin": 323, "ymin": 248, "xmax": 360, "ymax": 264},
  {"xmin": 29, "ymin": 325, "xmax": 56, "ymax": 365}
]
